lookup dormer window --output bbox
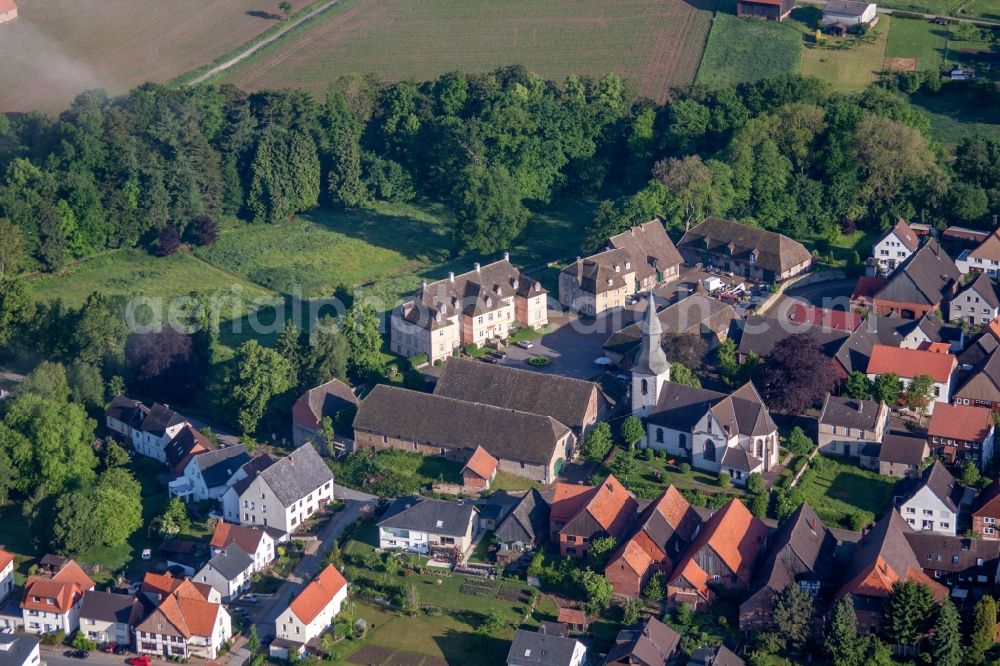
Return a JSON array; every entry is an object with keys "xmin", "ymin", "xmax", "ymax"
[
  {"xmin": 614, "ymin": 265, "xmax": 620, "ymax": 273},
  {"xmin": 625, "ymin": 261, "xmax": 631, "ymax": 270},
  {"xmin": 606, "ymin": 278, "xmax": 613, "ymax": 286},
  {"xmin": 749, "ymin": 252, "xmax": 757, "ymax": 264}
]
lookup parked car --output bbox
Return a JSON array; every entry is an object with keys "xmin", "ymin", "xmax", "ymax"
[
  {"xmin": 243, "ymin": 593, "xmax": 259, "ymax": 603},
  {"xmin": 614, "ymin": 373, "xmax": 629, "ymax": 384},
  {"xmin": 68, "ymin": 650, "xmax": 89, "ymax": 659},
  {"xmin": 489, "ymin": 350, "xmax": 507, "ymax": 360},
  {"xmin": 141, "ymin": 549, "xmax": 152, "ymax": 561},
  {"xmin": 516, "ymin": 340, "xmax": 534, "ymax": 349},
  {"xmin": 126, "ymin": 657, "xmax": 152, "ymax": 666},
  {"xmin": 103, "ymin": 643, "xmax": 118, "ymax": 653},
  {"xmin": 477, "ymin": 355, "xmax": 498, "ymax": 364}
]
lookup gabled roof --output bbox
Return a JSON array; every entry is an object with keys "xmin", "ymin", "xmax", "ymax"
[
  {"xmin": 904, "ymin": 532, "xmax": 1000, "ymax": 574},
  {"xmin": 462, "ymin": 445, "xmax": 499, "ymax": 480},
  {"xmin": 955, "ymin": 347, "xmax": 1000, "ymax": 403},
  {"xmin": 607, "ymin": 486, "xmax": 701, "ymax": 578},
  {"xmin": 874, "ymin": 240, "xmax": 959, "ymax": 307},
  {"xmin": 507, "ymin": 628, "xmax": 583, "ymax": 666},
  {"xmin": 135, "ymin": 582, "xmax": 222, "ymax": 639},
  {"xmin": 605, "ymin": 617, "xmax": 680, "ymax": 665},
  {"xmin": 974, "ymin": 479, "xmax": 1000, "ymax": 515},
  {"xmin": 140, "ymin": 402, "xmax": 186, "ymax": 436},
  {"xmin": 720, "ymin": 447, "xmax": 762, "ymax": 472},
  {"xmin": 648, "ymin": 382, "xmax": 727, "ymax": 431},
  {"xmin": 354, "ymin": 385, "xmax": 571, "ymax": 467},
  {"xmin": 21, "ymin": 560, "xmax": 94, "ymax": 614},
  {"xmin": 604, "ymin": 293, "xmax": 736, "ymax": 358},
  {"xmin": 550, "ymin": 483, "xmax": 596, "ymax": 523},
  {"xmin": 688, "ymin": 645, "xmax": 746, "ymax": 666},
  {"xmin": 904, "ymin": 461, "xmax": 963, "ymax": 513},
  {"xmin": 928, "ymin": 402, "xmax": 994, "ymax": 442},
  {"xmin": 959, "ymin": 321, "xmax": 1000, "ymax": 367},
  {"xmin": 379, "ymin": 496, "xmax": 476, "ymax": 537},
  {"xmin": 255, "ymin": 443, "xmax": 333, "ymax": 508},
  {"xmin": 744, "ymin": 503, "xmax": 833, "ymax": 601},
  {"xmin": 967, "ymin": 228, "xmax": 1000, "ymax": 262},
  {"xmin": 495, "ymin": 488, "xmax": 550, "ymax": 545},
  {"xmin": 210, "ymin": 522, "xmax": 268, "ymax": 555},
  {"xmin": 956, "ymin": 272, "xmax": 1000, "ymax": 310},
  {"xmin": 837, "ymin": 510, "xmax": 947, "ymax": 600},
  {"xmin": 292, "ymin": 379, "xmax": 358, "ymax": 432},
  {"xmin": 560, "ymin": 475, "xmax": 638, "ymax": 540},
  {"xmin": 736, "ymin": 316, "xmax": 849, "ymax": 360},
  {"xmin": 164, "ymin": 425, "xmax": 215, "ymax": 475},
  {"xmin": 433, "ymin": 357, "xmax": 600, "ymax": 432},
  {"xmin": 819, "ymin": 394, "xmax": 884, "ymax": 430},
  {"xmin": 560, "ymin": 248, "xmax": 632, "ymax": 295},
  {"xmin": 80, "ymin": 590, "xmax": 142, "ymax": 625},
  {"xmin": 606, "ymin": 219, "xmax": 683, "ymax": 279},
  {"xmin": 192, "ymin": 445, "xmax": 251, "ymax": 489},
  {"xmin": 787, "ymin": 304, "xmax": 863, "ymax": 332},
  {"xmin": 0, "ymin": 548, "xmax": 13, "ymax": 571},
  {"xmin": 671, "ymin": 499, "xmax": 767, "ymax": 587},
  {"xmin": 678, "ymin": 217, "xmax": 812, "ymax": 274},
  {"xmin": 289, "ymin": 564, "xmax": 348, "ymax": 624},
  {"xmin": 708, "ymin": 382, "xmax": 777, "ymax": 439},
  {"xmin": 105, "ymin": 395, "xmax": 149, "ymax": 426},
  {"xmin": 866, "ymin": 344, "xmax": 956, "ymax": 383},
  {"xmin": 201, "ymin": 544, "xmax": 255, "ymax": 581},
  {"xmin": 230, "ymin": 454, "xmax": 277, "ymax": 497},
  {"xmin": 878, "ymin": 434, "xmax": 928, "ymax": 466},
  {"xmin": 875, "ymin": 219, "xmax": 920, "ymax": 253}
]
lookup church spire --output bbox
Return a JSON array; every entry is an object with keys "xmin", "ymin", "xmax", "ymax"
[{"xmin": 633, "ymin": 294, "xmax": 669, "ymax": 376}]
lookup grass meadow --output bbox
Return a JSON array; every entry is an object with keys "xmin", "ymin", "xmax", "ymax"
[
  {"xmin": 695, "ymin": 6, "xmax": 802, "ymax": 87},
  {"xmin": 217, "ymin": 0, "xmax": 719, "ymax": 103},
  {"xmin": 885, "ymin": 18, "xmax": 949, "ymax": 71},
  {"xmin": 908, "ymin": 90, "xmax": 1000, "ymax": 146},
  {"xmin": 797, "ymin": 455, "xmax": 897, "ymax": 529},
  {"xmin": 798, "ymin": 15, "xmax": 892, "ymax": 92}
]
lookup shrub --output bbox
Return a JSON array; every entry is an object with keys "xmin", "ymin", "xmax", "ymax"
[
  {"xmin": 408, "ymin": 353, "xmax": 429, "ymax": 368},
  {"xmin": 527, "ymin": 356, "xmax": 550, "ymax": 367},
  {"xmin": 41, "ymin": 630, "xmax": 65, "ymax": 646},
  {"xmin": 643, "ymin": 448, "xmax": 654, "ymax": 461},
  {"xmin": 679, "ymin": 462, "xmax": 691, "ymax": 474},
  {"xmin": 718, "ymin": 471, "xmax": 732, "ymax": 488},
  {"xmin": 464, "ymin": 343, "xmax": 479, "ymax": 356}
]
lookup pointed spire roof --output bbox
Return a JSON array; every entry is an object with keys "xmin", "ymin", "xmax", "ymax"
[{"xmin": 633, "ymin": 294, "xmax": 670, "ymax": 376}]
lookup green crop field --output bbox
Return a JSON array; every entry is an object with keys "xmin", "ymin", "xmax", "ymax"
[
  {"xmin": 26, "ymin": 249, "xmax": 277, "ymax": 315},
  {"xmin": 216, "ymin": 0, "xmax": 719, "ymax": 103},
  {"xmin": 885, "ymin": 17, "xmax": 949, "ymax": 71},
  {"xmin": 799, "ymin": 16, "xmax": 893, "ymax": 92},
  {"xmin": 695, "ymin": 10, "xmax": 802, "ymax": 87}
]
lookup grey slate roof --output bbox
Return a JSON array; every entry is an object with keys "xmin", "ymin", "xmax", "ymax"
[
  {"xmin": 561, "ymin": 248, "xmax": 633, "ymax": 295},
  {"xmin": 819, "ymin": 395, "xmax": 883, "ymax": 430},
  {"xmin": 257, "ymin": 443, "xmax": 333, "ymax": 508},
  {"xmin": 606, "ymin": 220, "xmax": 683, "ymax": 280},
  {"xmin": 911, "ymin": 461, "xmax": 963, "ymax": 513},
  {"xmin": 354, "ymin": 384, "xmax": 571, "ymax": 466},
  {"xmin": 720, "ymin": 447, "xmax": 762, "ymax": 472},
  {"xmin": 957, "ymin": 272, "xmax": 1000, "ymax": 309},
  {"xmin": 603, "ymin": 293, "xmax": 736, "ymax": 358},
  {"xmin": 203, "ymin": 543, "xmax": 255, "ymax": 581},
  {"xmin": 875, "ymin": 240, "xmax": 960, "ymax": 307},
  {"xmin": 379, "ymin": 496, "xmax": 476, "ymax": 537},
  {"xmin": 495, "ymin": 488, "xmax": 550, "ymax": 545},
  {"xmin": 878, "ymin": 434, "xmax": 928, "ymax": 465},
  {"xmin": 736, "ymin": 316, "xmax": 849, "ymax": 359},
  {"xmin": 433, "ymin": 357, "xmax": 599, "ymax": 432},
  {"xmin": 105, "ymin": 395, "xmax": 148, "ymax": 427},
  {"xmin": 79, "ymin": 590, "xmax": 141, "ymax": 624},
  {"xmin": 688, "ymin": 645, "xmax": 746, "ymax": 666},
  {"xmin": 647, "ymin": 382, "xmax": 726, "ymax": 431},
  {"xmin": 507, "ymin": 628, "xmax": 583, "ymax": 666},
  {"xmin": 744, "ymin": 502, "xmax": 833, "ymax": 601},
  {"xmin": 0, "ymin": 634, "xmax": 40, "ymax": 665},
  {"xmin": 904, "ymin": 531, "xmax": 1000, "ymax": 573},
  {"xmin": 824, "ymin": 0, "xmax": 873, "ymax": 16},
  {"xmin": 605, "ymin": 617, "xmax": 680, "ymax": 665},
  {"xmin": 193, "ymin": 445, "xmax": 251, "ymax": 489},
  {"xmin": 955, "ymin": 347, "xmax": 1000, "ymax": 404},
  {"xmin": 231, "ymin": 454, "xmax": 277, "ymax": 496},
  {"xmin": 140, "ymin": 402, "xmax": 186, "ymax": 435}
]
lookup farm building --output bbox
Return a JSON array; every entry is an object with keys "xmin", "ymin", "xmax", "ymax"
[
  {"xmin": 0, "ymin": 0, "xmax": 16, "ymax": 24},
  {"xmin": 822, "ymin": 0, "xmax": 878, "ymax": 27},
  {"xmin": 737, "ymin": 0, "xmax": 794, "ymax": 21}
]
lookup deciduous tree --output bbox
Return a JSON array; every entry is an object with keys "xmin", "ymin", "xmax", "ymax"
[
  {"xmin": 758, "ymin": 333, "xmax": 837, "ymax": 413},
  {"xmin": 581, "ymin": 423, "xmax": 613, "ymax": 462}
]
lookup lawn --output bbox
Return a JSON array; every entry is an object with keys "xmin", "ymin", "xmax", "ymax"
[
  {"xmin": 630, "ymin": 453, "xmax": 745, "ymax": 501},
  {"xmin": 796, "ymin": 454, "xmax": 897, "ymax": 529},
  {"xmin": 0, "ymin": 0, "xmax": 316, "ymax": 113},
  {"xmin": 695, "ymin": 5, "xmax": 802, "ymax": 87},
  {"xmin": 879, "ymin": 0, "xmax": 961, "ymax": 15},
  {"xmin": 216, "ymin": 0, "xmax": 720, "ymax": 103},
  {"xmin": 956, "ymin": 0, "xmax": 1000, "ymax": 20},
  {"xmin": 26, "ymin": 249, "xmax": 277, "ymax": 316},
  {"xmin": 885, "ymin": 17, "xmax": 949, "ymax": 71},
  {"xmin": 908, "ymin": 90, "xmax": 1000, "ymax": 146},
  {"xmin": 798, "ymin": 15, "xmax": 893, "ymax": 92}
]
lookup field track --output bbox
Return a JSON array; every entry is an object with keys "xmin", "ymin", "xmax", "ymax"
[
  {"xmin": 0, "ymin": 0, "xmax": 312, "ymax": 113},
  {"xmin": 219, "ymin": 0, "xmax": 719, "ymax": 103}
]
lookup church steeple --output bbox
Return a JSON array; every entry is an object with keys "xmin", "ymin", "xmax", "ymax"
[{"xmin": 631, "ymin": 294, "xmax": 670, "ymax": 417}]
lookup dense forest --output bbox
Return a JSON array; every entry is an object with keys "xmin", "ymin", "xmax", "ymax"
[{"xmin": 0, "ymin": 67, "xmax": 998, "ymax": 276}]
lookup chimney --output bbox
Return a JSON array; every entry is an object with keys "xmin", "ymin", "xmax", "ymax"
[
  {"xmin": 421, "ymin": 280, "xmax": 427, "ymax": 290},
  {"xmin": 449, "ymin": 272, "xmax": 455, "ymax": 282},
  {"xmin": 994, "ymin": 214, "xmax": 999, "ymax": 228},
  {"xmin": 503, "ymin": 251, "xmax": 510, "ymax": 261},
  {"xmin": 474, "ymin": 262, "xmax": 481, "ymax": 273}
]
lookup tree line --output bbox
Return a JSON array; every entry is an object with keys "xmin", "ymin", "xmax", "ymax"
[{"xmin": 1, "ymin": 69, "xmax": 998, "ymax": 275}]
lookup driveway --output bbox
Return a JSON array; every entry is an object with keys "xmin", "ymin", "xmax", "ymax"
[{"xmin": 772, "ymin": 278, "xmax": 858, "ymax": 318}]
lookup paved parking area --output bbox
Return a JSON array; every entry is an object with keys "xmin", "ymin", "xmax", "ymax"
[{"xmin": 501, "ymin": 309, "xmax": 630, "ymax": 380}]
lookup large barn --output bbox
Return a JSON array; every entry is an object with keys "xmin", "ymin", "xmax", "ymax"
[{"xmin": 736, "ymin": 0, "xmax": 794, "ymax": 20}]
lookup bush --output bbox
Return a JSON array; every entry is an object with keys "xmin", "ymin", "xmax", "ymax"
[
  {"xmin": 527, "ymin": 356, "xmax": 550, "ymax": 367},
  {"xmin": 464, "ymin": 343, "xmax": 479, "ymax": 356},
  {"xmin": 408, "ymin": 353, "xmax": 429, "ymax": 369},
  {"xmin": 718, "ymin": 472, "xmax": 732, "ymax": 488},
  {"xmin": 71, "ymin": 632, "xmax": 97, "ymax": 651},
  {"xmin": 41, "ymin": 630, "xmax": 65, "ymax": 646},
  {"xmin": 643, "ymin": 448, "xmax": 654, "ymax": 461},
  {"xmin": 679, "ymin": 462, "xmax": 691, "ymax": 474}
]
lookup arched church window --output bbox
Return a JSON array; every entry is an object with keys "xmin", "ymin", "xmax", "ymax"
[{"xmin": 704, "ymin": 439, "xmax": 717, "ymax": 462}]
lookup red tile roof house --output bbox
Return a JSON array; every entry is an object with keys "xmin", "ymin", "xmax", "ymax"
[
  {"xmin": 462, "ymin": 445, "xmax": 499, "ymax": 491},
  {"xmin": 20, "ymin": 560, "xmax": 95, "ymax": 635},
  {"xmin": 134, "ymin": 578, "xmax": 232, "ymax": 660},
  {"xmin": 973, "ymin": 480, "xmax": 1000, "ymax": 539},
  {"xmin": 927, "ymin": 402, "xmax": 995, "ymax": 468},
  {"xmin": 550, "ymin": 475, "xmax": 637, "ymax": 559},
  {"xmin": 866, "ymin": 344, "xmax": 958, "ymax": 414},
  {"xmin": 666, "ymin": 499, "xmax": 768, "ymax": 611},
  {"xmin": 836, "ymin": 510, "xmax": 947, "ymax": 633},
  {"xmin": 604, "ymin": 486, "xmax": 701, "ymax": 598},
  {"xmin": 0, "ymin": 549, "xmax": 13, "ymax": 607},
  {"xmin": 210, "ymin": 522, "xmax": 277, "ymax": 573},
  {"xmin": 272, "ymin": 564, "xmax": 348, "ymax": 659}
]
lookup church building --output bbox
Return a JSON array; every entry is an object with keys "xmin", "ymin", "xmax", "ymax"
[{"xmin": 632, "ymin": 296, "xmax": 780, "ymax": 485}]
